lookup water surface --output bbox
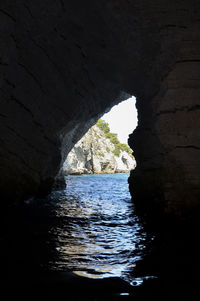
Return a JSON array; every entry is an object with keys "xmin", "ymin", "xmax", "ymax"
[
  {"xmin": 5, "ymin": 174, "xmax": 200, "ymax": 298},
  {"xmin": 6, "ymin": 173, "xmax": 155, "ymax": 289},
  {"xmin": 47, "ymin": 173, "xmax": 153, "ymax": 285}
]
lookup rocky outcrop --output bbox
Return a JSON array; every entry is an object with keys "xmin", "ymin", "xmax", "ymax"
[
  {"xmin": 62, "ymin": 125, "xmax": 136, "ymax": 175},
  {"xmin": 0, "ymin": 1, "xmax": 200, "ymax": 219}
]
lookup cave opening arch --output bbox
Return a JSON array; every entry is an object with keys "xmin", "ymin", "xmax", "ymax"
[
  {"xmin": 1, "ymin": 1, "xmax": 200, "ymax": 294},
  {"xmin": 0, "ymin": 0, "xmax": 199, "ymax": 220},
  {"xmin": 59, "ymin": 96, "xmax": 138, "ymax": 178}
]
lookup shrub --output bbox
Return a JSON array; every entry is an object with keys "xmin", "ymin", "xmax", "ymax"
[
  {"xmin": 96, "ymin": 119, "xmax": 133, "ymax": 157},
  {"xmin": 113, "ymin": 146, "xmax": 120, "ymax": 157},
  {"xmin": 98, "ymin": 151, "xmax": 105, "ymax": 157},
  {"xmin": 96, "ymin": 119, "xmax": 110, "ymax": 133}
]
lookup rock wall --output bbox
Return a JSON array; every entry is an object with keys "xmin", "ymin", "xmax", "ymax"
[
  {"xmin": 0, "ymin": 0, "xmax": 200, "ymax": 218},
  {"xmin": 0, "ymin": 0, "xmax": 128, "ymax": 202},
  {"xmin": 129, "ymin": 23, "xmax": 200, "ymax": 217},
  {"xmin": 62, "ymin": 125, "xmax": 136, "ymax": 175}
]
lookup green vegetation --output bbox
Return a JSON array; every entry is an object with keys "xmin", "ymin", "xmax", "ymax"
[
  {"xmin": 96, "ymin": 119, "xmax": 110, "ymax": 133},
  {"xmin": 96, "ymin": 119, "xmax": 133, "ymax": 157},
  {"xmin": 94, "ymin": 150, "xmax": 105, "ymax": 157},
  {"xmin": 98, "ymin": 151, "xmax": 105, "ymax": 157}
]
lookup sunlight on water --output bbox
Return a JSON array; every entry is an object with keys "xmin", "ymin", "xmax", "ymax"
[{"xmin": 48, "ymin": 174, "xmax": 151, "ymax": 284}]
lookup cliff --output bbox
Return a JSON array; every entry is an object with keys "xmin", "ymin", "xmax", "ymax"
[{"xmin": 61, "ymin": 124, "xmax": 136, "ymax": 175}]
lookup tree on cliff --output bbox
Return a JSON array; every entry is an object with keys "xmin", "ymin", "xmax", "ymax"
[{"xmin": 96, "ymin": 119, "xmax": 133, "ymax": 157}]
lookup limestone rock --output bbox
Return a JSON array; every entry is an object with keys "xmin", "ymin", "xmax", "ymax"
[{"xmin": 61, "ymin": 125, "xmax": 136, "ymax": 175}]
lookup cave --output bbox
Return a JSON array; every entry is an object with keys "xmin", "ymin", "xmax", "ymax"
[{"xmin": 1, "ymin": 0, "xmax": 200, "ymax": 297}]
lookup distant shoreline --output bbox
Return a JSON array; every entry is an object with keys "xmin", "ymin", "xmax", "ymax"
[{"xmin": 66, "ymin": 170, "xmax": 131, "ymax": 176}]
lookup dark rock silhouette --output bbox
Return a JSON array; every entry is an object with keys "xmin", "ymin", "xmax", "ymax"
[{"xmin": 0, "ymin": 0, "xmax": 199, "ymax": 218}]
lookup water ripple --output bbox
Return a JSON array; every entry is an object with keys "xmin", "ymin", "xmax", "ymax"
[{"xmin": 47, "ymin": 174, "xmax": 151, "ymax": 283}]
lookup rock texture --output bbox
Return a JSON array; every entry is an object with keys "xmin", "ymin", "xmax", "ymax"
[
  {"xmin": 62, "ymin": 125, "xmax": 136, "ymax": 175},
  {"xmin": 128, "ymin": 23, "xmax": 200, "ymax": 217},
  {"xmin": 0, "ymin": 0, "xmax": 200, "ymax": 219}
]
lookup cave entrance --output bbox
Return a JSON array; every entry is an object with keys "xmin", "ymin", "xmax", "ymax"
[
  {"xmin": 7, "ymin": 96, "xmax": 153, "ymax": 289},
  {"xmin": 47, "ymin": 96, "xmax": 147, "ymax": 283},
  {"xmin": 61, "ymin": 96, "xmax": 138, "ymax": 176}
]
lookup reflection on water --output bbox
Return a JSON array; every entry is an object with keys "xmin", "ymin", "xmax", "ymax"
[
  {"xmin": 5, "ymin": 173, "xmax": 155, "ymax": 289},
  {"xmin": 5, "ymin": 173, "xmax": 200, "ymax": 296},
  {"xmin": 47, "ymin": 174, "xmax": 153, "ymax": 284}
]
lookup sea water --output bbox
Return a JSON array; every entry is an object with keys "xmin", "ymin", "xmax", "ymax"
[
  {"xmin": 47, "ymin": 173, "xmax": 153, "ymax": 285},
  {"xmin": 5, "ymin": 173, "xmax": 199, "ymax": 296},
  {"xmin": 6, "ymin": 173, "xmax": 155, "ymax": 288}
]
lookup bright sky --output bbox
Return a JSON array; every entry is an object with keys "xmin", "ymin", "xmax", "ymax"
[{"xmin": 102, "ymin": 96, "xmax": 138, "ymax": 144}]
